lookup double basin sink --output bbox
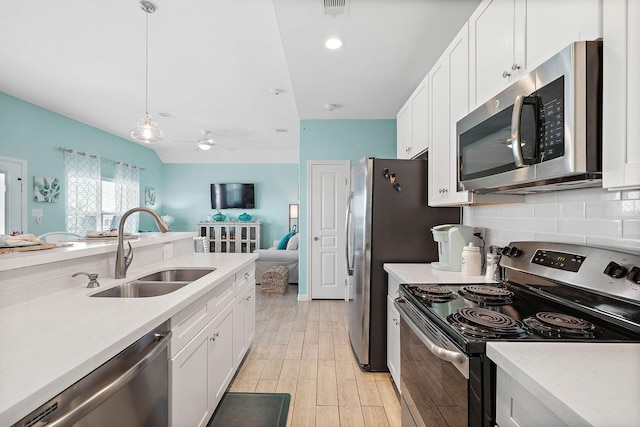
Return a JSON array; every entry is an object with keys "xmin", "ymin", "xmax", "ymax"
[{"xmin": 91, "ymin": 268, "xmax": 216, "ymax": 298}]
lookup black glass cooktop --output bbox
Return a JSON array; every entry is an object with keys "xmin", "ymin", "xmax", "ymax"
[{"xmin": 399, "ymin": 282, "xmax": 640, "ymax": 354}]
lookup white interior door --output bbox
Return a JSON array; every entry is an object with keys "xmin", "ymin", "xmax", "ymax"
[
  {"xmin": 0, "ymin": 157, "xmax": 27, "ymax": 235},
  {"xmin": 308, "ymin": 161, "xmax": 349, "ymax": 300}
]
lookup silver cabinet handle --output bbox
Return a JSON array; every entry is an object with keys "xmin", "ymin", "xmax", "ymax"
[
  {"xmin": 511, "ymin": 63, "xmax": 520, "ymax": 71},
  {"xmin": 502, "ymin": 70, "xmax": 511, "ymax": 78},
  {"xmin": 45, "ymin": 331, "xmax": 171, "ymax": 427}
]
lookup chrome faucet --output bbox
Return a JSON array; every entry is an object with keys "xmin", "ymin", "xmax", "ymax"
[{"xmin": 114, "ymin": 207, "xmax": 170, "ymax": 279}]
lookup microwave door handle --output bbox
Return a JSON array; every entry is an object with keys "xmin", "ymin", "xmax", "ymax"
[{"xmin": 511, "ymin": 95, "xmax": 526, "ymax": 167}]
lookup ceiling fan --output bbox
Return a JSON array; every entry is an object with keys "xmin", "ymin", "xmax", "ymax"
[{"xmin": 175, "ymin": 130, "xmax": 228, "ymax": 151}]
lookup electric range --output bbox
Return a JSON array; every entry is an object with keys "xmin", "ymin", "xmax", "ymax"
[{"xmin": 395, "ymin": 241, "xmax": 640, "ymax": 427}]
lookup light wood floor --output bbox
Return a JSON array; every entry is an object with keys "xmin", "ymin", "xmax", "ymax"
[{"xmin": 228, "ymin": 284, "xmax": 401, "ymax": 427}]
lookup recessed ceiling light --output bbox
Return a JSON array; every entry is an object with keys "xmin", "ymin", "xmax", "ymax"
[{"xmin": 325, "ymin": 38, "xmax": 343, "ymax": 50}]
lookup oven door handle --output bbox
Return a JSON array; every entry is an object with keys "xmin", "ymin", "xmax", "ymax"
[{"xmin": 394, "ymin": 299, "xmax": 466, "ymax": 365}]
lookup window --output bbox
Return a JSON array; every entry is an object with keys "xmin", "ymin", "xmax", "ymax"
[{"xmin": 101, "ymin": 179, "xmax": 116, "ymax": 231}]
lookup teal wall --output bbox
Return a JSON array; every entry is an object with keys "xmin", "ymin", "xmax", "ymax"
[
  {"xmin": 0, "ymin": 92, "xmax": 165, "ymax": 235},
  {"xmin": 298, "ymin": 120, "xmax": 397, "ymax": 296},
  {"xmin": 161, "ymin": 163, "xmax": 299, "ymax": 248}
]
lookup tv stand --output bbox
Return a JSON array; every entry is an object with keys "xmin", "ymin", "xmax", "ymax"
[{"xmin": 197, "ymin": 221, "xmax": 261, "ymax": 253}]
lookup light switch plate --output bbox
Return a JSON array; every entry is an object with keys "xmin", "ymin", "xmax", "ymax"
[{"xmin": 32, "ymin": 208, "xmax": 43, "ymax": 217}]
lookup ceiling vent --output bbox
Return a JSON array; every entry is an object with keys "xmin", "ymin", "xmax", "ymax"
[{"xmin": 323, "ymin": 0, "xmax": 349, "ymax": 17}]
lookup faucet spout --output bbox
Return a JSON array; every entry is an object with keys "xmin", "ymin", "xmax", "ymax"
[{"xmin": 114, "ymin": 207, "xmax": 170, "ymax": 279}]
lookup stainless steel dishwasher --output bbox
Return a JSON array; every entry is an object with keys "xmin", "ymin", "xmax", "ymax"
[{"xmin": 12, "ymin": 324, "xmax": 171, "ymax": 427}]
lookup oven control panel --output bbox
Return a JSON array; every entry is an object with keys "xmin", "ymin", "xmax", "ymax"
[{"xmin": 531, "ymin": 249, "xmax": 585, "ymax": 272}]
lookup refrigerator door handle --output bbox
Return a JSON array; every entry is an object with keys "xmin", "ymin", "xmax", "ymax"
[{"xmin": 345, "ymin": 191, "xmax": 354, "ymax": 276}]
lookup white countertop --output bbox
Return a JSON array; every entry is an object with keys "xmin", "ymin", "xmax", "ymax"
[
  {"xmin": 487, "ymin": 342, "xmax": 640, "ymax": 427},
  {"xmin": 0, "ymin": 232, "xmax": 196, "ymax": 272},
  {"xmin": 0, "ymin": 250, "xmax": 257, "ymax": 427},
  {"xmin": 384, "ymin": 263, "xmax": 494, "ymax": 284}
]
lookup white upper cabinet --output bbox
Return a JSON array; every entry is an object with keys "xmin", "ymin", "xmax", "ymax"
[
  {"xmin": 396, "ymin": 103, "xmax": 412, "ymax": 159},
  {"xmin": 470, "ymin": 0, "xmax": 602, "ymax": 108},
  {"xmin": 396, "ymin": 75, "xmax": 429, "ymax": 159},
  {"xmin": 603, "ymin": 0, "xmax": 640, "ymax": 190},
  {"xmin": 470, "ymin": 0, "xmax": 523, "ymax": 107},
  {"xmin": 429, "ymin": 24, "xmax": 520, "ymax": 206}
]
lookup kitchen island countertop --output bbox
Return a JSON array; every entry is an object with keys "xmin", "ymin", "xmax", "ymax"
[
  {"xmin": 0, "ymin": 250, "xmax": 257, "ymax": 427},
  {"xmin": 488, "ymin": 342, "xmax": 640, "ymax": 427}
]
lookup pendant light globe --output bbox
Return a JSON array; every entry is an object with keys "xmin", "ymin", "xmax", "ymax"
[{"xmin": 130, "ymin": 0, "xmax": 163, "ymax": 143}]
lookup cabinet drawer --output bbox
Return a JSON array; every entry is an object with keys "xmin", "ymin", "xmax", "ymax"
[
  {"xmin": 234, "ymin": 263, "xmax": 255, "ymax": 294},
  {"xmin": 170, "ymin": 291, "xmax": 212, "ymax": 358},
  {"xmin": 209, "ymin": 275, "xmax": 235, "ymax": 319}
]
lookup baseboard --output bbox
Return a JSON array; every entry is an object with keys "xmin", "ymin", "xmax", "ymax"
[{"xmin": 297, "ymin": 292, "xmax": 309, "ymax": 301}]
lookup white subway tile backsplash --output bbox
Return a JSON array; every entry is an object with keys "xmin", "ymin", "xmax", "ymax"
[
  {"xmin": 467, "ymin": 187, "xmax": 639, "ymax": 251},
  {"xmin": 525, "ymin": 192, "xmax": 558, "ymax": 205},
  {"xmin": 533, "ymin": 204, "xmax": 561, "ymax": 218},
  {"xmin": 557, "ymin": 187, "xmax": 621, "ymax": 202},
  {"xmin": 559, "ymin": 218, "xmax": 622, "ymax": 237},
  {"xmin": 533, "ymin": 233, "xmax": 586, "ymax": 245},
  {"xmin": 623, "ymin": 220, "xmax": 640, "ymax": 240},
  {"xmin": 560, "ymin": 202, "xmax": 585, "ymax": 218},
  {"xmin": 622, "ymin": 190, "xmax": 640, "ymax": 200},
  {"xmin": 515, "ymin": 218, "xmax": 557, "ymax": 233}
]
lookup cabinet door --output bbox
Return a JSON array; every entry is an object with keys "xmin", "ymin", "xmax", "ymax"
[
  {"xmin": 470, "ymin": 0, "xmax": 518, "ymax": 106},
  {"xmin": 233, "ymin": 285, "xmax": 255, "ymax": 368},
  {"xmin": 170, "ymin": 329, "xmax": 210, "ymax": 427},
  {"xmin": 386, "ymin": 295, "xmax": 400, "ymax": 389},
  {"xmin": 397, "ymin": 102, "xmax": 412, "ymax": 159},
  {"xmin": 208, "ymin": 305, "xmax": 235, "ymax": 412},
  {"xmin": 526, "ymin": 0, "xmax": 602, "ymax": 71},
  {"xmin": 603, "ymin": 0, "xmax": 640, "ymax": 190},
  {"xmin": 411, "ymin": 77, "xmax": 429, "ymax": 156},
  {"xmin": 428, "ymin": 53, "xmax": 451, "ymax": 205}
]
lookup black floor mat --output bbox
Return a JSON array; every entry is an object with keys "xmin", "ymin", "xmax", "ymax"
[{"xmin": 207, "ymin": 392, "xmax": 291, "ymax": 427}]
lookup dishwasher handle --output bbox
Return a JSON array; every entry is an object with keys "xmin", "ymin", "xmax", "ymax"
[{"xmin": 44, "ymin": 330, "xmax": 171, "ymax": 427}]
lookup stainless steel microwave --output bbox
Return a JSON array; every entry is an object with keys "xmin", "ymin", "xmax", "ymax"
[{"xmin": 457, "ymin": 41, "xmax": 602, "ymax": 194}]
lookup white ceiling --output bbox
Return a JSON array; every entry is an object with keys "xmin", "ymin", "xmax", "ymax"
[{"xmin": 0, "ymin": 0, "xmax": 480, "ymax": 164}]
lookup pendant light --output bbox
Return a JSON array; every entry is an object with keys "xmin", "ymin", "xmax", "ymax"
[{"xmin": 130, "ymin": 0, "xmax": 163, "ymax": 143}]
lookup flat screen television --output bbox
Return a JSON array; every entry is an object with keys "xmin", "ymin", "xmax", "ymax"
[{"xmin": 210, "ymin": 183, "xmax": 255, "ymax": 209}]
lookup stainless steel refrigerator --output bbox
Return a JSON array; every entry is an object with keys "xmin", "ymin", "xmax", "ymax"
[{"xmin": 346, "ymin": 157, "xmax": 460, "ymax": 371}]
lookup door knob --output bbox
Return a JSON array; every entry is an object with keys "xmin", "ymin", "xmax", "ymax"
[{"xmin": 314, "ymin": 237, "xmax": 319, "ymax": 241}]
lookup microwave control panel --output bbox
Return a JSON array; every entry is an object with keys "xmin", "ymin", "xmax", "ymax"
[{"xmin": 537, "ymin": 76, "xmax": 565, "ymax": 162}]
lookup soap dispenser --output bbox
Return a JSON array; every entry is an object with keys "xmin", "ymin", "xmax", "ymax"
[{"xmin": 461, "ymin": 242, "xmax": 482, "ymax": 275}]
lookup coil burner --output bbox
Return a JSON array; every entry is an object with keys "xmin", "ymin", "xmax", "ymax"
[
  {"xmin": 524, "ymin": 312, "xmax": 601, "ymax": 339},
  {"xmin": 408, "ymin": 285, "xmax": 458, "ymax": 303},
  {"xmin": 447, "ymin": 307, "xmax": 529, "ymax": 339},
  {"xmin": 458, "ymin": 285, "xmax": 514, "ymax": 305}
]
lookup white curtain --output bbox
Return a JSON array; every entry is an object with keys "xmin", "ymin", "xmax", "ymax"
[
  {"xmin": 65, "ymin": 151, "xmax": 101, "ymax": 235},
  {"xmin": 114, "ymin": 162, "xmax": 140, "ymax": 234}
]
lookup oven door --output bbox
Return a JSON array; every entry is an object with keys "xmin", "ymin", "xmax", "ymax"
[{"xmin": 395, "ymin": 298, "xmax": 477, "ymax": 427}]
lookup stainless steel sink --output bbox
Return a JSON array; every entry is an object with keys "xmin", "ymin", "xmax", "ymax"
[
  {"xmin": 90, "ymin": 268, "xmax": 216, "ymax": 298},
  {"xmin": 91, "ymin": 281, "xmax": 189, "ymax": 298},
  {"xmin": 137, "ymin": 268, "xmax": 216, "ymax": 282}
]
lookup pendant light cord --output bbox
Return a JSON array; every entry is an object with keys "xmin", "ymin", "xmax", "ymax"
[{"xmin": 145, "ymin": 9, "xmax": 149, "ymax": 115}]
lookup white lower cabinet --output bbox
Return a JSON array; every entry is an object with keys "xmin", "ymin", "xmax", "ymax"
[
  {"xmin": 496, "ymin": 366, "xmax": 565, "ymax": 427},
  {"xmin": 169, "ymin": 262, "xmax": 256, "ymax": 427},
  {"xmin": 170, "ymin": 303, "xmax": 234, "ymax": 427},
  {"xmin": 170, "ymin": 325, "xmax": 210, "ymax": 427},
  {"xmin": 386, "ymin": 275, "xmax": 401, "ymax": 389},
  {"xmin": 208, "ymin": 305, "xmax": 235, "ymax": 409},
  {"xmin": 386, "ymin": 294, "xmax": 400, "ymax": 389},
  {"xmin": 233, "ymin": 284, "xmax": 255, "ymax": 368}
]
